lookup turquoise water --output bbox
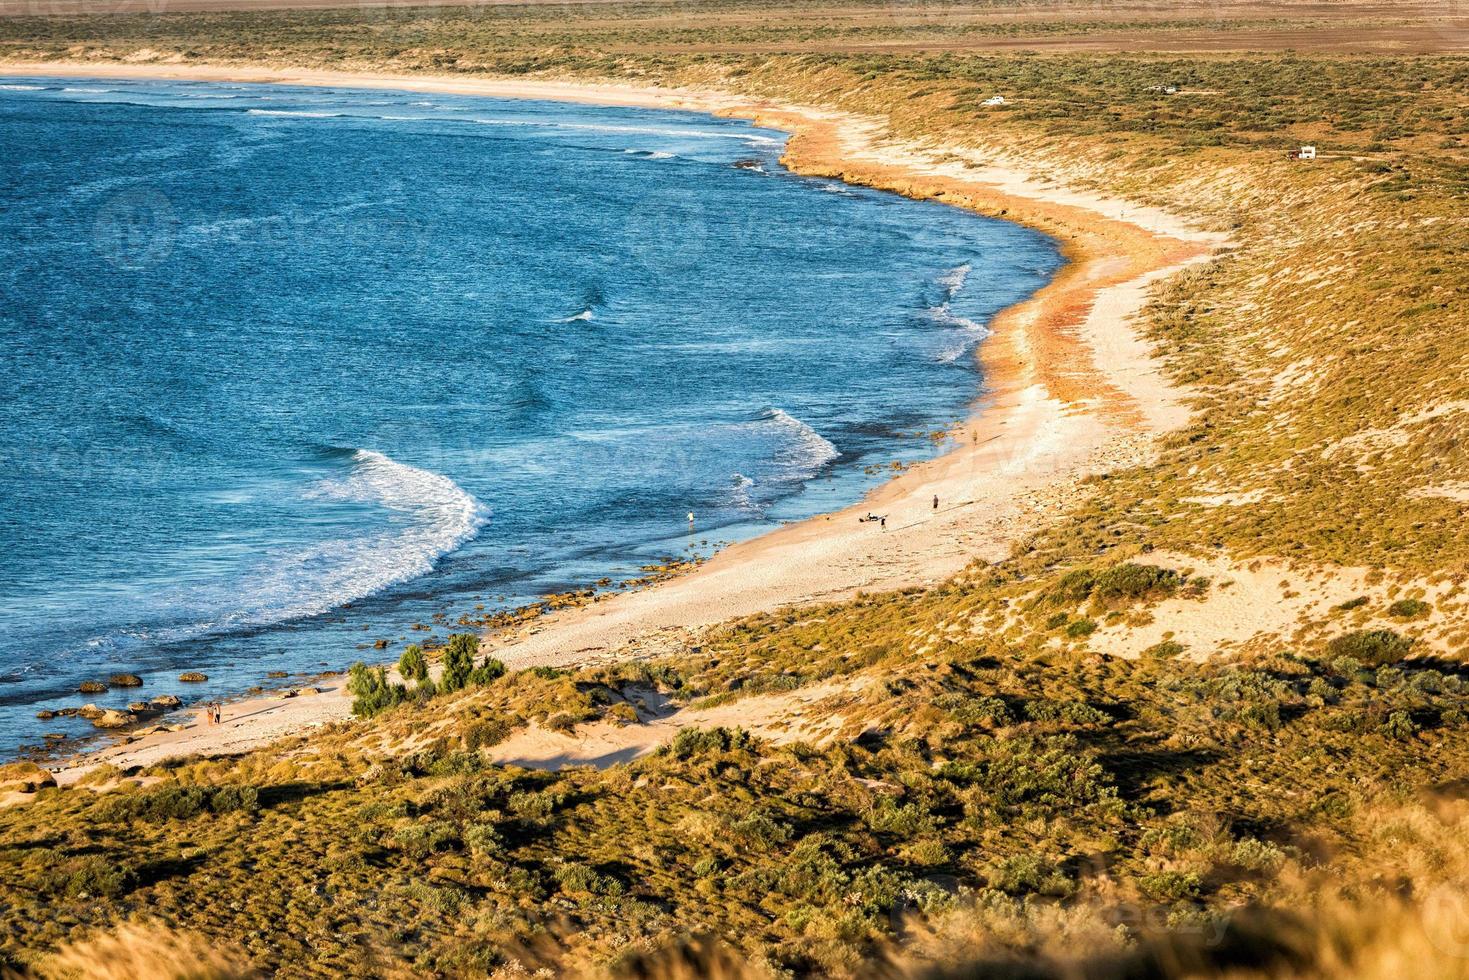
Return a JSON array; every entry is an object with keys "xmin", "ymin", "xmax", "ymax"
[{"xmin": 0, "ymin": 77, "xmax": 1060, "ymax": 754}]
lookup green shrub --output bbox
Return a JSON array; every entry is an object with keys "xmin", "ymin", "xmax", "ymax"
[
  {"xmin": 865, "ymin": 799, "xmax": 936, "ymax": 837},
  {"xmin": 933, "ymin": 692, "xmax": 1011, "ymax": 725},
  {"xmin": 1143, "ymin": 640, "xmax": 1186, "ymax": 659},
  {"xmin": 1229, "ymin": 838, "xmax": 1287, "ymax": 872},
  {"xmin": 463, "ymin": 822, "xmax": 503, "ymax": 856},
  {"xmin": 45, "ymin": 857, "xmax": 138, "ymax": 899},
  {"xmin": 989, "ymin": 854, "xmax": 1073, "ymax": 896},
  {"xmin": 1023, "ymin": 699, "xmax": 1111, "ymax": 726},
  {"xmin": 1140, "ymin": 869, "xmax": 1202, "ymax": 902},
  {"xmin": 348, "ymin": 662, "xmax": 407, "ymax": 717},
  {"xmin": 1382, "ymin": 710, "xmax": 1418, "ymax": 740},
  {"xmin": 665, "ymin": 727, "xmax": 758, "ymax": 760},
  {"xmin": 554, "ymin": 862, "xmax": 625, "ymax": 897},
  {"xmin": 1387, "ymin": 598, "xmax": 1430, "ymax": 619},
  {"xmin": 1066, "ymin": 618, "xmax": 1097, "ymax": 638},
  {"xmin": 469, "ymin": 656, "xmax": 507, "ymax": 686},
  {"xmin": 440, "ymin": 634, "xmax": 478, "ymax": 692},
  {"xmin": 1050, "ymin": 568, "xmax": 1096, "ymax": 604},
  {"xmin": 508, "ymin": 789, "xmax": 566, "ymax": 821},
  {"xmin": 1326, "ymin": 629, "xmax": 1414, "ymax": 666},
  {"xmin": 1336, "ymin": 596, "xmax": 1369, "ymax": 611},
  {"xmin": 1091, "ymin": 563, "xmax": 1182, "ymax": 604},
  {"xmin": 102, "ymin": 784, "xmax": 259, "ymax": 822},
  {"xmin": 425, "ymin": 751, "xmax": 486, "ymax": 777},
  {"xmin": 398, "ymin": 644, "xmax": 428, "ymax": 682},
  {"xmin": 463, "ymin": 717, "xmax": 511, "ymax": 750}
]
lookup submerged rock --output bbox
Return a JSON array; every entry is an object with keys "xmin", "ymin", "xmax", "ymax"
[
  {"xmin": 108, "ymin": 673, "xmax": 144, "ymax": 688},
  {"xmin": 178, "ymin": 672, "xmax": 208, "ymax": 683},
  {"xmin": 77, "ymin": 680, "xmax": 107, "ymax": 694}
]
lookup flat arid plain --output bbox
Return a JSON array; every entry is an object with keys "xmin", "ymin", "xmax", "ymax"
[{"xmin": 1, "ymin": 1, "xmax": 1468, "ymax": 977}]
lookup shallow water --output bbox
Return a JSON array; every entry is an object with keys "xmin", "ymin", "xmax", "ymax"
[{"xmin": 0, "ymin": 77, "xmax": 1061, "ymax": 754}]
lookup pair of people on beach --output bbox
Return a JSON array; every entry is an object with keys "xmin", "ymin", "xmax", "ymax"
[{"xmin": 200, "ymin": 702, "xmax": 222, "ymax": 726}]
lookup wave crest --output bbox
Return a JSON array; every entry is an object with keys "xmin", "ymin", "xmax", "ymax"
[{"xmin": 99, "ymin": 450, "xmax": 488, "ymax": 651}]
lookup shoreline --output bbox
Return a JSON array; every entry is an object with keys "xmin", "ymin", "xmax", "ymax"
[{"xmin": 4, "ymin": 62, "xmax": 1226, "ymax": 782}]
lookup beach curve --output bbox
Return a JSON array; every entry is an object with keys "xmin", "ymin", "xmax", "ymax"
[{"xmin": 2, "ymin": 63, "xmax": 1228, "ymax": 781}]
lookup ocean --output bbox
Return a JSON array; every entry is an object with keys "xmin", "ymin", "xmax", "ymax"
[{"xmin": 0, "ymin": 77, "xmax": 1061, "ymax": 755}]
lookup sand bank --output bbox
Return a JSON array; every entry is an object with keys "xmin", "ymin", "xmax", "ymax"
[{"xmin": 6, "ymin": 63, "xmax": 1225, "ymax": 783}]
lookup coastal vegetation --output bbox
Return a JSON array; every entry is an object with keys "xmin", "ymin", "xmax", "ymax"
[{"xmin": 0, "ymin": 0, "xmax": 1466, "ymax": 975}]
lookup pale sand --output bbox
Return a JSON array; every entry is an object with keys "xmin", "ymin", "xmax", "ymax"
[{"xmin": 12, "ymin": 64, "xmax": 1225, "ymax": 784}]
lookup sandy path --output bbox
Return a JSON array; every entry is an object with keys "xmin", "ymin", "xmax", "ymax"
[{"xmin": 11, "ymin": 65, "xmax": 1225, "ymax": 781}]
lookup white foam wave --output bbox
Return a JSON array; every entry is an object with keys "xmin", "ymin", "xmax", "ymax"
[
  {"xmin": 472, "ymin": 116, "xmax": 780, "ymax": 145},
  {"xmin": 729, "ymin": 473, "xmax": 759, "ymax": 514},
  {"xmin": 0, "ymin": 84, "xmax": 42, "ymax": 91},
  {"xmin": 61, "ymin": 86, "xmax": 109, "ymax": 93},
  {"xmin": 938, "ymin": 262, "xmax": 971, "ymax": 297},
  {"xmin": 764, "ymin": 408, "xmax": 840, "ymax": 476},
  {"xmin": 106, "ymin": 450, "xmax": 488, "ymax": 646},
  {"xmin": 246, "ymin": 109, "xmax": 344, "ymax": 118},
  {"xmin": 276, "ymin": 449, "xmax": 489, "ymax": 615},
  {"xmin": 929, "ymin": 263, "xmax": 989, "ymax": 362},
  {"xmin": 557, "ymin": 308, "xmax": 595, "ymax": 323}
]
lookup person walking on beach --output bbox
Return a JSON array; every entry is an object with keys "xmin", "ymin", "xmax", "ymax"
[
  {"xmin": 933, "ymin": 494, "xmax": 939, "ymax": 510},
  {"xmin": 687, "ymin": 511, "xmax": 695, "ymax": 529}
]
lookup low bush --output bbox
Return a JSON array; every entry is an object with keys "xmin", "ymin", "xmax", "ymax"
[
  {"xmin": 1388, "ymin": 598, "xmax": 1430, "ymax": 619},
  {"xmin": 1326, "ymin": 629, "xmax": 1414, "ymax": 666},
  {"xmin": 398, "ymin": 644, "xmax": 428, "ymax": 682},
  {"xmin": 664, "ymin": 727, "xmax": 758, "ymax": 760},
  {"xmin": 348, "ymin": 662, "xmax": 407, "ymax": 718},
  {"xmin": 102, "ymin": 784, "xmax": 259, "ymax": 822},
  {"xmin": 1066, "ymin": 618, "xmax": 1098, "ymax": 638},
  {"xmin": 1091, "ymin": 563, "xmax": 1182, "ymax": 604}
]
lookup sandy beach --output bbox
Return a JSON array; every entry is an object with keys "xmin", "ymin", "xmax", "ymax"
[{"xmin": 9, "ymin": 63, "xmax": 1226, "ymax": 783}]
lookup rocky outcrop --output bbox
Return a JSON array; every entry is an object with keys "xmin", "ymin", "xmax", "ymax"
[
  {"xmin": 108, "ymin": 673, "xmax": 144, "ymax": 688},
  {"xmin": 77, "ymin": 680, "xmax": 107, "ymax": 694},
  {"xmin": 178, "ymin": 672, "xmax": 208, "ymax": 682},
  {"xmin": 92, "ymin": 709, "xmax": 132, "ymax": 729},
  {"xmin": 0, "ymin": 762, "xmax": 56, "ymax": 795}
]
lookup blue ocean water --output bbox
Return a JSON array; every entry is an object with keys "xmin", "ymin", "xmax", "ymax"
[{"xmin": 0, "ymin": 77, "xmax": 1060, "ymax": 754}]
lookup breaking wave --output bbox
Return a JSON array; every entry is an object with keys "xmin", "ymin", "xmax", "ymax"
[
  {"xmin": 93, "ymin": 450, "xmax": 489, "ymax": 652},
  {"xmin": 928, "ymin": 262, "xmax": 989, "ymax": 363}
]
